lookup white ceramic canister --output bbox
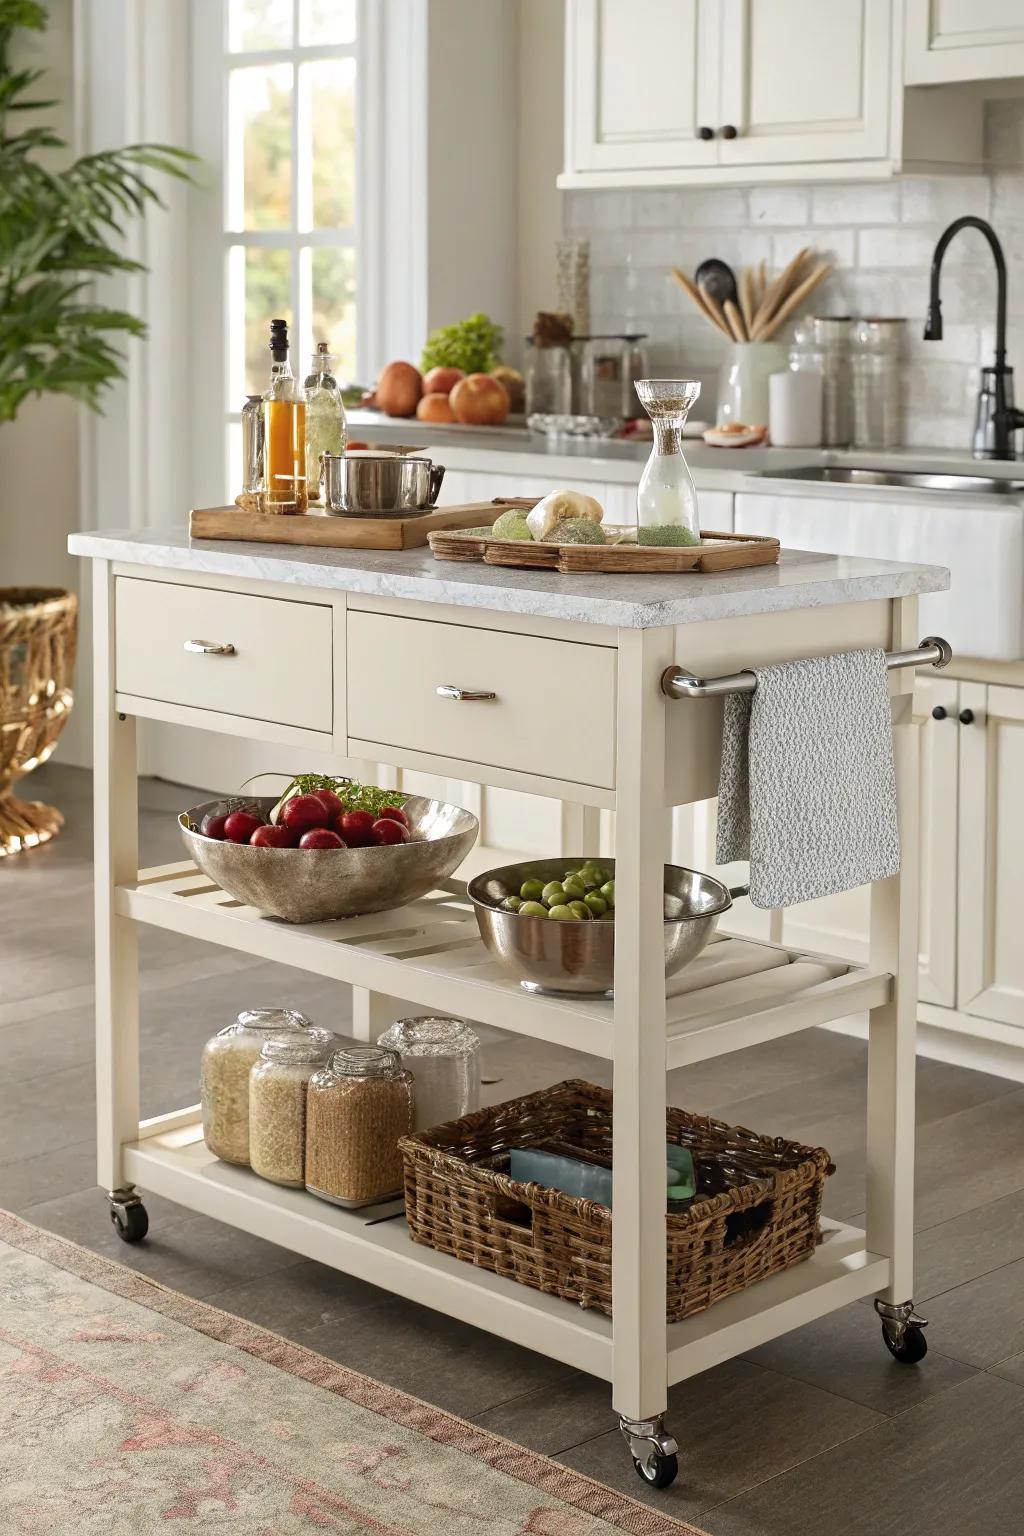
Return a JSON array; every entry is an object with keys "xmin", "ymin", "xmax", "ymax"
[{"xmin": 768, "ymin": 369, "xmax": 823, "ymax": 448}]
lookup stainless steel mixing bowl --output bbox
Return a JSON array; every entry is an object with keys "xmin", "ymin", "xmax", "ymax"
[
  {"xmin": 321, "ymin": 453, "xmax": 445, "ymax": 516},
  {"xmin": 468, "ymin": 857, "xmax": 735, "ymax": 995},
  {"xmin": 180, "ymin": 795, "xmax": 478, "ymax": 923}
]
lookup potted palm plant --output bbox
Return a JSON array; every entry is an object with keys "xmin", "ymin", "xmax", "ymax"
[{"xmin": 0, "ymin": 0, "xmax": 193, "ymax": 855}]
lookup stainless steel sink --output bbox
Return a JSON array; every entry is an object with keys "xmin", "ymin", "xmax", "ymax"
[{"xmin": 753, "ymin": 466, "xmax": 1024, "ymax": 496}]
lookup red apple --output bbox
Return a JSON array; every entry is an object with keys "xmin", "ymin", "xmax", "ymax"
[
  {"xmin": 281, "ymin": 794, "xmax": 331, "ymax": 833},
  {"xmin": 338, "ymin": 808, "xmax": 376, "ymax": 847},
  {"xmin": 312, "ymin": 788, "xmax": 344, "ymax": 819},
  {"xmin": 250, "ymin": 823, "xmax": 298, "ymax": 848},
  {"xmin": 224, "ymin": 809, "xmax": 264, "ymax": 844},
  {"xmin": 298, "ymin": 827, "xmax": 346, "ymax": 850},
  {"xmin": 423, "ymin": 365, "xmax": 464, "ymax": 396},
  {"xmin": 371, "ymin": 817, "xmax": 409, "ymax": 846},
  {"xmin": 377, "ymin": 804, "xmax": 409, "ymax": 828},
  {"xmin": 201, "ymin": 811, "xmax": 229, "ymax": 840}
]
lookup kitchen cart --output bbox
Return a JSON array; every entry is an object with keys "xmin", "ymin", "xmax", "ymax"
[{"xmin": 73, "ymin": 528, "xmax": 949, "ymax": 1489}]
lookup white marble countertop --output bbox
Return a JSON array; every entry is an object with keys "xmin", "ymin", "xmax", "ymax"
[{"xmin": 68, "ymin": 527, "xmax": 948, "ymax": 630}]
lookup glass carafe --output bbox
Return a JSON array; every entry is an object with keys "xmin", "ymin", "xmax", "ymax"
[{"xmin": 633, "ymin": 379, "xmax": 701, "ymax": 546}]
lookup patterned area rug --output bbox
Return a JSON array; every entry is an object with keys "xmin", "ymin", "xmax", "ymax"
[{"xmin": 0, "ymin": 1210, "xmax": 706, "ymax": 1535}]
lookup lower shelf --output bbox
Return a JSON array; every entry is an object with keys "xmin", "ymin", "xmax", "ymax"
[{"xmin": 124, "ymin": 1113, "xmax": 891, "ymax": 1388}]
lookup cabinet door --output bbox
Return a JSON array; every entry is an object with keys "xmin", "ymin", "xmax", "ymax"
[
  {"xmin": 905, "ymin": 0, "xmax": 1024, "ymax": 84},
  {"xmin": 717, "ymin": 0, "xmax": 892, "ymax": 166},
  {"xmin": 957, "ymin": 683, "xmax": 1024, "ymax": 1027},
  {"xmin": 565, "ymin": 0, "xmax": 719, "ymax": 173},
  {"xmin": 915, "ymin": 673, "xmax": 960, "ymax": 1008}
]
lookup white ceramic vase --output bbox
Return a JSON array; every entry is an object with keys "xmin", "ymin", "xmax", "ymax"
[{"xmin": 717, "ymin": 342, "xmax": 787, "ymax": 429}]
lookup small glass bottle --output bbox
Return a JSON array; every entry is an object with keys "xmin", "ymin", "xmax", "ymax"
[
  {"xmin": 248, "ymin": 1028, "xmax": 337, "ymax": 1187},
  {"xmin": 377, "ymin": 1016, "xmax": 480, "ymax": 1131},
  {"xmin": 200, "ymin": 1008, "xmax": 314, "ymax": 1166},
  {"xmin": 305, "ymin": 1045, "xmax": 414, "ymax": 1208},
  {"xmin": 303, "ymin": 342, "xmax": 347, "ymax": 502},
  {"xmin": 262, "ymin": 317, "xmax": 307, "ymax": 513},
  {"xmin": 633, "ymin": 379, "xmax": 702, "ymax": 546}
]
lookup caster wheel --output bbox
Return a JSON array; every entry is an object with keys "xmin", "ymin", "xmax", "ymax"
[
  {"xmin": 883, "ymin": 1323, "xmax": 927, "ymax": 1364},
  {"xmin": 632, "ymin": 1451, "xmax": 679, "ymax": 1490},
  {"xmin": 111, "ymin": 1202, "xmax": 149, "ymax": 1244}
]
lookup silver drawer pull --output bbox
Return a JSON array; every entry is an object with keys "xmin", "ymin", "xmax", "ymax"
[
  {"xmin": 436, "ymin": 684, "xmax": 496, "ymax": 702},
  {"xmin": 184, "ymin": 639, "xmax": 236, "ymax": 656}
]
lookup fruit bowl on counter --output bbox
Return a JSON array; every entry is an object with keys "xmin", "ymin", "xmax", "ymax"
[
  {"xmin": 468, "ymin": 858, "xmax": 737, "ymax": 996},
  {"xmin": 180, "ymin": 788, "xmax": 478, "ymax": 924}
]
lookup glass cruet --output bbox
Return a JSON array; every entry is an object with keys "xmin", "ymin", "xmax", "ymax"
[{"xmin": 633, "ymin": 379, "xmax": 702, "ymax": 546}]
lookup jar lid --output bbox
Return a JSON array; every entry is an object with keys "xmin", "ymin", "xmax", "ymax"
[
  {"xmin": 258, "ymin": 1027, "xmax": 336, "ymax": 1064},
  {"xmin": 224, "ymin": 1008, "xmax": 314, "ymax": 1038},
  {"xmin": 379, "ymin": 1017, "xmax": 479, "ymax": 1055},
  {"xmin": 326, "ymin": 1044, "xmax": 405, "ymax": 1079}
]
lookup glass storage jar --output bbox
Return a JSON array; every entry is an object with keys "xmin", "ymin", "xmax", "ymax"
[
  {"xmin": 524, "ymin": 339, "xmax": 572, "ymax": 417},
  {"xmin": 852, "ymin": 318, "xmax": 906, "ymax": 449},
  {"xmin": 200, "ymin": 1008, "xmax": 315, "ymax": 1166},
  {"xmin": 248, "ymin": 1029, "xmax": 337, "ymax": 1187},
  {"xmin": 811, "ymin": 316, "xmax": 852, "ymax": 446},
  {"xmin": 305, "ymin": 1045, "xmax": 414, "ymax": 1208},
  {"xmin": 377, "ymin": 1016, "xmax": 481, "ymax": 1131}
]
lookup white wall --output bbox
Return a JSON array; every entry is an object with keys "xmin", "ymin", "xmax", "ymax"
[{"xmin": 516, "ymin": 0, "xmax": 566, "ymax": 357}]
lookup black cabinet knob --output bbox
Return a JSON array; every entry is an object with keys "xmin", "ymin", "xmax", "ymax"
[
  {"xmin": 698, "ymin": 126, "xmax": 714, "ymax": 141},
  {"xmin": 931, "ymin": 705, "xmax": 948, "ymax": 721},
  {"xmin": 959, "ymin": 708, "xmax": 975, "ymax": 725},
  {"xmin": 720, "ymin": 124, "xmax": 738, "ymax": 140}
]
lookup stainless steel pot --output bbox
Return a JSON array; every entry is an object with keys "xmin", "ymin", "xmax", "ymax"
[{"xmin": 322, "ymin": 453, "xmax": 445, "ymax": 517}]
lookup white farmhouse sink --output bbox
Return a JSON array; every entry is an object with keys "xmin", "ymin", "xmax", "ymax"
[{"xmin": 734, "ymin": 489, "xmax": 1024, "ymax": 662}]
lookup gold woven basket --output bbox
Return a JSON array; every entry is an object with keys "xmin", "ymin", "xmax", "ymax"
[
  {"xmin": 0, "ymin": 588, "xmax": 78, "ymax": 856},
  {"xmin": 401, "ymin": 1079, "xmax": 834, "ymax": 1323}
]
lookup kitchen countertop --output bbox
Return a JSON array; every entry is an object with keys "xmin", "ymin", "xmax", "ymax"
[
  {"xmin": 348, "ymin": 413, "xmax": 1024, "ymax": 503},
  {"xmin": 68, "ymin": 527, "xmax": 948, "ymax": 631}
]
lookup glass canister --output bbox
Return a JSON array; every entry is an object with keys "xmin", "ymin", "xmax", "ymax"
[
  {"xmin": 579, "ymin": 335, "xmax": 650, "ymax": 420},
  {"xmin": 633, "ymin": 378, "xmax": 702, "ymax": 546},
  {"xmin": 305, "ymin": 1045, "xmax": 414, "ymax": 1208},
  {"xmin": 812, "ymin": 316, "xmax": 852, "ymax": 447},
  {"xmin": 852, "ymin": 318, "xmax": 905, "ymax": 449},
  {"xmin": 200, "ymin": 1008, "xmax": 315, "ymax": 1166},
  {"xmin": 376, "ymin": 1016, "xmax": 481, "ymax": 1131},
  {"xmin": 524, "ymin": 338, "xmax": 572, "ymax": 417},
  {"xmin": 248, "ymin": 1028, "xmax": 337, "ymax": 1188},
  {"xmin": 241, "ymin": 394, "xmax": 265, "ymax": 495}
]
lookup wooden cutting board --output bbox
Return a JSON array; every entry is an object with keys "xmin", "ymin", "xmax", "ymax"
[{"xmin": 188, "ymin": 499, "xmax": 537, "ymax": 552}]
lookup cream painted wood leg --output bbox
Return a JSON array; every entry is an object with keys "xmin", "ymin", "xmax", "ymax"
[
  {"xmin": 93, "ymin": 562, "xmax": 142, "ymax": 1224},
  {"xmin": 612, "ymin": 627, "xmax": 672, "ymax": 1444},
  {"xmin": 560, "ymin": 799, "xmax": 601, "ymax": 856},
  {"xmin": 351, "ymin": 989, "xmax": 409, "ymax": 1042}
]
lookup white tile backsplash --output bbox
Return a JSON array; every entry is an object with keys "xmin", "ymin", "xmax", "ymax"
[{"xmin": 565, "ymin": 102, "xmax": 1024, "ymax": 450}]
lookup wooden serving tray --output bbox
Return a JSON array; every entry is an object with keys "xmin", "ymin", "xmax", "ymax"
[
  {"xmin": 189, "ymin": 498, "xmax": 536, "ymax": 552},
  {"xmin": 428, "ymin": 526, "xmax": 781, "ymax": 574}
]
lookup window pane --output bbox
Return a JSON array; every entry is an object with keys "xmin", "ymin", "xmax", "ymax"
[
  {"xmin": 234, "ymin": 246, "xmax": 292, "ymax": 397},
  {"xmin": 229, "ymin": 0, "xmax": 293, "ymax": 51},
  {"xmin": 229, "ymin": 65, "xmax": 293, "ymax": 230},
  {"xmin": 311, "ymin": 246, "xmax": 356, "ymax": 383},
  {"xmin": 299, "ymin": 0, "xmax": 356, "ymax": 45},
  {"xmin": 299, "ymin": 58, "xmax": 355, "ymax": 230}
]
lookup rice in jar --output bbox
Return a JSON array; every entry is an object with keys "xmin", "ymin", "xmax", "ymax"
[
  {"xmin": 376, "ymin": 1016, "xmax": 480, "ymax": 1130},
  {"xmin": 305, "ymin": 1045, "xmax": 414, "ymax": 1208},
  {"xmin": 248, "ymin": 1029, "xmax": 337, "ymax": 1187},
  {"xmin": 200, "ymin": 1008, "xmax": 314, "ymax": 1165}
]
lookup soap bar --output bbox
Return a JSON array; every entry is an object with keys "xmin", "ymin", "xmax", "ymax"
[{"xmin": 509, "ymin": 1145, "xmax": 695, "ymax": 1208}]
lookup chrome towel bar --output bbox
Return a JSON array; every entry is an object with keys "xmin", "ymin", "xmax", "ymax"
[{"xmin": 661, "ymin": 635, "xmax": 953, "ymax": 701}]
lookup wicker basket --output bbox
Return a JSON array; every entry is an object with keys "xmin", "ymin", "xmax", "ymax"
[
  {"xmin": 400, "ymin": 1079, "xmax": 834, "ymax": 1322},
  {"xmin": 0, "ymin": 588, "xmax": 78, "ymax": 857}
]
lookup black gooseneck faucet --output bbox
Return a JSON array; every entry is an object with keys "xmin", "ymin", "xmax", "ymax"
[{"xmin": 924, "ymin": 216, "xmax": 1024, "ymax": 461}]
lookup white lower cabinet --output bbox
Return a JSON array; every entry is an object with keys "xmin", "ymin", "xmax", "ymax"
[{"xmin": 956, "ymin": 682, "xmax": 1024, "ymax": 1028}]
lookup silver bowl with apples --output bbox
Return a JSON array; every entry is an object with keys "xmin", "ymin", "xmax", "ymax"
[{"xmin": 180, "ymin": 794, "xmax": 478, "ymax": 923}]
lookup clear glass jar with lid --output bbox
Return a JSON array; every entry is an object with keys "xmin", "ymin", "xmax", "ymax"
[
  {"xmin": 200, "ymin": 1008, "xmax": 315, "ymax": 1166},
  {"xmin": 248, "ymin": 1028, "xmax": 337, "ymax": 1187},
  {"xmin": 377, "ymin": 1016, "xmax": 481, "ymax": 1130},
  {"xmin": 852, "ymin": 318, "xmax": 906, "ymax": 449},
  {"xmin": 524, "ymin": 338, "xmax": 572, "ymax": 418},
  {"xmin": 305, "ymin": 1045, "xmax": 414, "ymax": 1208},
  {"xmin": 811, "ymin": 316, "xmax": 852, "ymax": 446}
]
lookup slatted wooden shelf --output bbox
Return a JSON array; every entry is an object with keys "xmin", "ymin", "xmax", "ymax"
[{"xmin": 117, "ymin": 862, "xmax": 892, "ymax": 1068}]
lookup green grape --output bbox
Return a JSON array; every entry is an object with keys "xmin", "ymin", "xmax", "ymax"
[
  {"xmin": 599, "ymin": 880, "xmax": 615, "ymax": 908},
  {"xmin": 542, "ymin": 882, "xmax": 568, "ymax": 907},
  {"xmin": 561, "ymin": 876, "xmax": 586, "ymax": 901},
  {"xmin": 568, "ymin": 900, "xmax": 591, "ymax": 920},
  {"xmin": 520, "ymin": 878, "xmax": 545, "ymax": 902},
  {"xmin": 504, "ymin": 895, "xmax": 523, "ymax": 912},
  {"xmin": 548, "ymin": 904, "xmax": 579, "ymax": 920},
  {"xmin": 518, "ymin": 901, "xmax": 549, "ymax": 918},
  {"xmin": 584, "ymin": 893, "xmax": 607, "ymax": 917}
]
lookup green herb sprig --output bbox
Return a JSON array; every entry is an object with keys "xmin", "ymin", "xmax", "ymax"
[{"xmin": 284, "ymin": 774, "xmax": 407, "ymax": 817}]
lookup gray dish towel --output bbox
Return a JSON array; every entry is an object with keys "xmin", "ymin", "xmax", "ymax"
[{"xmin": 716, "ymin": 647, "xmax": 900, "ymax": 910}]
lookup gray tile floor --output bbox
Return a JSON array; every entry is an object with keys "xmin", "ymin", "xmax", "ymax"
[{"xmin": 5, "ymin": 763, "xmax": 1024, "ymax": 1534}]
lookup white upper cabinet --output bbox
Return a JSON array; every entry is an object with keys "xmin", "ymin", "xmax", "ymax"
[
  {"xmin": 905, "ymin": 0, "xmax": 1024, "ymax": 84},
  {"xmin": 561, "ymin": 0, "xmax": 985, "ymax": 186}
]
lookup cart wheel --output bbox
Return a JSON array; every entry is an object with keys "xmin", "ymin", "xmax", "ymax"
[
  {"xmin": 883, "ymin": 1322, "xmax": 928, "ymax": 1364},
  {"xmin": 632, "ymin": 1451, "xmax": 679, "ymax": 1489},
  {"xmin": 110, "ymin": 1201, "xmax": 149, "ymax": 1244}
]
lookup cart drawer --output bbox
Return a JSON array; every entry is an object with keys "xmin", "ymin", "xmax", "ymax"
[
  {"xmin": 347, "ymin": 611, "xmax": 616, "ymax": 786},
  {"xmin": 115, "ymin": 577, "xmax": 333, "ymax": 732}
]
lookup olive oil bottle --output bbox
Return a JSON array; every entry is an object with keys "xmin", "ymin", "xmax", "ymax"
[{"xmin": 262, "ymin": 318, "xmax": 307, "ymax": 513}]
